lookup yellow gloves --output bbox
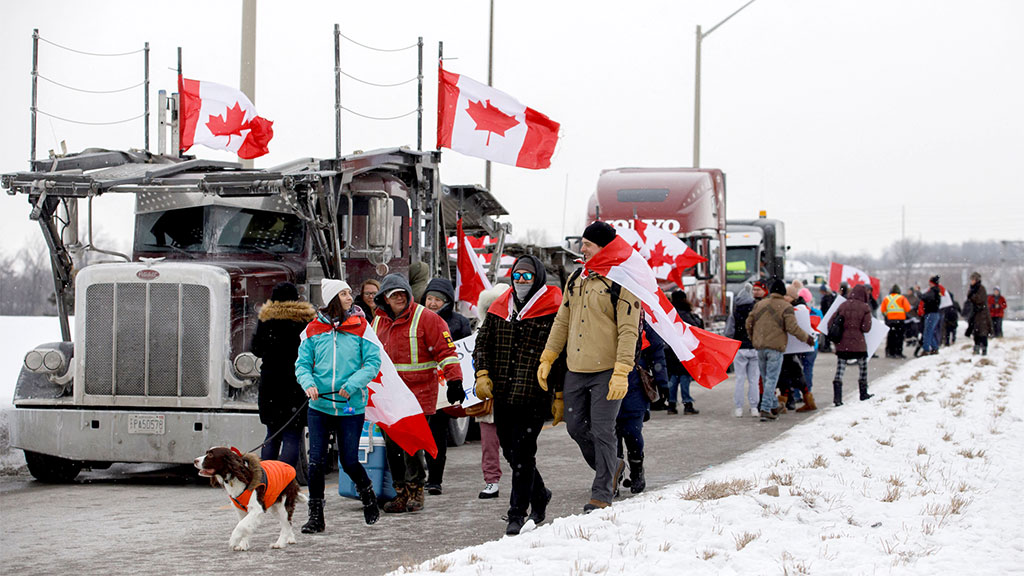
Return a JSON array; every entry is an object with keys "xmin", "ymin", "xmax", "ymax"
[
  {"xmin": 474, "ymin": 370, "xmax": 493, "ymax": 400},
  {"xmin": 606, "ymin": 362, "xmax": 633, "ymax": 401},
  {"xmin": 536, "ymin": 349, "xmax": 559, "ymax": 391},
  {"xmin": 551, "ymin": 392, "xmax": 564, "ymax": 426}
]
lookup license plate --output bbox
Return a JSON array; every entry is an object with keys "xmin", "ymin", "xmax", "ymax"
[{"xmin": 128, "ymin": 414, "xmax": 165, "ymax": 435}]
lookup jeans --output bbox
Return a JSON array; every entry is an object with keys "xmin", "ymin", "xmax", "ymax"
[
  {"xmin": 426, "ymin": 411, "xmax": 450, "ymax": 486},
  {"xmin": 306, "ymin": 407, "xmax": 369, "ymax": 501},
  {"xmin": 923, "ymin": 312, "xmax": 941, "ymax": 352},
  {"xmin": 494, "ymin": 403, "xmax": 546, "ymax": 520},
  {"xmin": 733, "ymin": 349, "xmax": 760, "ymax": 410},
  {"xmin": 667, "ymin": 372, "xmax": 694, "ymax": 404},
  {"xmin": 260, "ymin": 423, "xmax": 304, "ymax": 469},
  {"xmin": 564, "ymin": 370, "xmax": 622, "ymax": 503},
  {"xmin": 757, "ymin": 349, "xmax": 784, "ymax": 411},
  {"xmin": 799, "ymin": 349, "xmax": 817, "ymax": 392}
]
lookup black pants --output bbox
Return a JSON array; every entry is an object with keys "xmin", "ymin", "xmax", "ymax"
[
  {"xmin": 993, "ymin": 317, "xmax": 1003, "ymax": 338},
  {"xmin": 426, "ymin": 411, "xmax": 450, "ymax": 486},
  {"xmin": 615, "ymin": 415, "xmax": 644, "ymax": 461},
  {"xmin": 494, "ymin": 403, "xmax": 547, "ymax": 521},
  {"xmin": 885, "ymin": 320, "xmax": 905, "ymax": 357}
]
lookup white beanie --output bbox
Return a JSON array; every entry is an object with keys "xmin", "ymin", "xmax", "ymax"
[{"xmin": 321, "ymin": 279, "xmax": 351, "ymax": 305}]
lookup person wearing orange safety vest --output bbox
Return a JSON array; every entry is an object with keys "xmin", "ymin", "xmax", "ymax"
[
  {"xmin": 371, "ymin": 273, "xmax": 463, "ymax": 514},
  {"xmin": 881, "ymin": 284, "xmax": 912, "ymax": 358}
]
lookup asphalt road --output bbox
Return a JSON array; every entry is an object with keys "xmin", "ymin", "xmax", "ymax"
[{"xmin": 0, "ymin": 351, "xmax": 908, "ymax": 576}]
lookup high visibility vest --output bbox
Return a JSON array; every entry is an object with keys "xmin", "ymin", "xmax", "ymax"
[{"xmin": 883, "ymin": 294, "xmax": 910, "ymax": 320}]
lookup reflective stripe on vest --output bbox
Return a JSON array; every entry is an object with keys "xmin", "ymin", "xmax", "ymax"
[
  {"xmin": 408, "ymin": 306, "xmax": 424, "ymax": 365},
  {"xmin": 884, "ymin": 295, "xmax": 905, "ymax": 316}
]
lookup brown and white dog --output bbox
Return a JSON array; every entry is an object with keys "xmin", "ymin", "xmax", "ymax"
[{"xmin": 194, "ymin": 447, "xmax": 307, "ymax": 551}]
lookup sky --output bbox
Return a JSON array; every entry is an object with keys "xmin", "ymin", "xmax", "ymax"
[{"xmin": 1, "ymin": 0, "xmax": 1022, "ymax": 260}]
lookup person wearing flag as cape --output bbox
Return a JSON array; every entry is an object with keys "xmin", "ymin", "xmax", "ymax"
[
  {"xmin": 372, "ymin": 274, "xmax": 463, "ymax": 514},
  {"xmin": 295, "ymin": 279, "xmax": 382, "ymax": 532},
  {"xmin": 474, "ymin": 255, "xmax": 565, "ymax": 535},
  {"xmin": 539, "ymin": 221, "xmax": 641, "ymax": 513}
]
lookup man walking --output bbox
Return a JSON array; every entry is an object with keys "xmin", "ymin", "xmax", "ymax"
[
  {"xmin": 539, "ymin": 221, "xmax": 640, "ymax": 512},
  {"xmin": 919, "ymin": 276, "xmax": 943, "ymax": 355},
  {"xmin": 881, "ymin": 284, "xmax": 911, "ymax": 358},
  {"xmin": 746, "ymin": 279, "xmax": 816, "ymax": 421}
]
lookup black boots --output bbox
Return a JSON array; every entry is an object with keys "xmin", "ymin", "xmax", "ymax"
[
  {"xmin": 666, "ymin": 402, "xmax": 678, "ymax": 414},
  {"xmin": 529, "ymin": 487, "xmax": 553, "ymax": 525},
  {"xmin": 683, "ymin": 402, "xmax": 699, "ymax": 415},
  {"xmin": 359, "ymin": 485, "xmax": 379, "ymax": 525},
  {"xmin": 506, "ymin": 516, "xmax": 525, "ymax": 535},
  {"xmin": 301, "ymin": 498, "xmax": 325, "ymax": 533},
  {"xmin": 833, "ymin": 381, "xmax": 843, "ymax": 406},
  {"xmin": 859, "ymin": 381, "xmax": 873, "ymax": 401},
  {"xmin": 622, "ymin": 457, "xmax": 646, "ymax": 493}
]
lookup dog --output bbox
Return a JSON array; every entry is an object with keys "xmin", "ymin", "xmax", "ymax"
[{"xmin": 194, "ymin": 446, "xmax": 307, "ymax": 551}]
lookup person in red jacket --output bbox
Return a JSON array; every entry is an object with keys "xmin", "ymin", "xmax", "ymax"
[
  {"xmin": 989, "ymin": 287, "xmax": 1007, "ymax": 338},
  {"xmin": 371, "ymin": 273, "xmax": 463, "ymax": 514}
]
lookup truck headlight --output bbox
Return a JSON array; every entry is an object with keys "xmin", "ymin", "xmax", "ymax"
[
  {"xmin": 24, "ymin": 350, "xmax": 44, "ymax": 372},
  {"xmin": 233, "ymin": 352, "xmax": 260, "ymax": 377},
  {"xmin": 44, "ymin": 350, "xmax": 66, "ymax": 372},
  {"xmin": 24, "ymin": 348, "xmax": 67, "ymax": 374}
]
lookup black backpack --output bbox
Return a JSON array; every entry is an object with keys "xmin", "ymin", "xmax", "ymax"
[
  {"xmin": 827, "ymin": 314, "xmax": 845, "ymax": 344},
  {"xmin": 565, "ymin": 267, "xmax": 627, "ymax": 322}
]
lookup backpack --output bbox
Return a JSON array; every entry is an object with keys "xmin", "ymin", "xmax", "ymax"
[
  {"xmin": 827, "ymin": 313, "xmax": 845, "ymax": 344},
  {"xmin": 565, "ymin": 267, "xmax": 627, "ymax": 322}
]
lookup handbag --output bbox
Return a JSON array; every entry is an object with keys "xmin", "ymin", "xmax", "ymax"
[
  {"xmin": 635, "ymin": 365, "xmax": 660, "ymax": 402},
  {"xmin": 827, "ymin": 314, "xmax": 845, "ymax": 344},
  {"xmin": 464, "ymin": 398, "xmax": 493, "ymax": 417}
]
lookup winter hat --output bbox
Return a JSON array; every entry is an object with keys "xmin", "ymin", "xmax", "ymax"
[
  {"xmin": 929, "ymin": 275, "xmax": 940, "ymax": 285},
  {"xmin": 321, "ymin": 279, "xmax": 351, "ymax": 305},
  {"xmin": 819, "ymin": 283, "xmax": 829, "ymax": 293},
  {"xmin": 769, "ymin": 278, "xmax": 787, "ymax": 296},
  {"xmin": 271, "ymin": 281, "xmax": 299, "ymax": 302},
  {"xmin": 890, "ymin": 284, "xmax": 901, "ymax": 294},
  {"xmin": 970, "ymin": 271, "xmax": 981, "ymax": 282},
  {"xmin": 512, "ymin": 258, "xmax": 536, "ymax": 274},
  {"xmin": 582, "ymin": 221, "xmax": 617, "ymax": 248},
  {"xmin": 786, "ymin": 284, "xmax": 801, "ymax": 300},
  {"xmin": 425, "ymin": 289, "xmax": 450, "ymax": 304},
  {"xmin": 798, "ymin": 288, "xmax": 814, "ymax": 303}
]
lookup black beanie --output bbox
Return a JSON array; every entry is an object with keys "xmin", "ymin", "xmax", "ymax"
[
  {"xmin": 271, "ymin": 281, "xmax": 299, "ymax": 302},
  {"xmin": 583, "ymin": 221, "xmax": 616, "ymax": 247},
  {"xmin": 769, "ymin": 278, "xmax": 787, "ymax": 296}
]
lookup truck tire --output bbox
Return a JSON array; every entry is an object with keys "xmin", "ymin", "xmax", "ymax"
[
  {"xmin": 447, "ymin": 416, "xmax": 469, "ymax": 447},
  {"xmin": 24, "ymin": 451, "xmax": 83, "ymax": 483}
]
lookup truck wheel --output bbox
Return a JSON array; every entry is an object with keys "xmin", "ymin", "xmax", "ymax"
[
  {"xmin": 24, "ymin": 451, "xmax": 83, "ymax": 483},
  {"xmin": 447, "ymin": 416, "xmax": 469, "ymax": 447}
]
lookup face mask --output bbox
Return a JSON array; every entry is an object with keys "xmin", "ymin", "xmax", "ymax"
[{"xmin": 514, "ymin": 282, "xmax": 533, "ymax": 301}]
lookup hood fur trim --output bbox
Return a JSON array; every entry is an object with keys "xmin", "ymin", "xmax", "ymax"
[
  {"xmin": 242, "ymin": 452, "xmax": 264, "ymax": 490},
  {"xmin": 259, "ymin": 300, "xmax": 316, "ymax": 323}
]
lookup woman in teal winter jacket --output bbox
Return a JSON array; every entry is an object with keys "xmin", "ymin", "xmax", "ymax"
[{"xmin": 295, "ymin": 279, "xmax": 382, "ymax": 531}]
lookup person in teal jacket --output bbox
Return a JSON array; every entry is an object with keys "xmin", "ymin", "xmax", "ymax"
[{"xmin": 296, "ymin": 279, "xmax": 382, "ymax": 531}]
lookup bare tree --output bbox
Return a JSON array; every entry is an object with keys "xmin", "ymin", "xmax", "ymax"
[{"xmin": 889, "ymin": 238, "xmax": 925, "ymax": 289}]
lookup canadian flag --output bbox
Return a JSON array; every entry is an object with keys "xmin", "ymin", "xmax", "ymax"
[
  {"xmin": 584, "ymin": 235, "xmax": 740, "ymax": 388},
  {"xmin": 829, "ymin": 262, "xmax": 881, "ymax": 300},
  {"xmin": 301, "ymin": 316, "xmax": 436, "ymax": 457},
  {"xmin": 455, "ymin": 218, "xmax": 492, "ymax": 310},
  {"xmin": 178, "ymin": 76, "xmax": 274, "ymax": 159},
  {"xmin": 614, "ymin": 220, "xmax": 707, "ymax": 289},
  {"xmin": 437, "ymin": 67, "xmax": 560, "ymax": 169}
]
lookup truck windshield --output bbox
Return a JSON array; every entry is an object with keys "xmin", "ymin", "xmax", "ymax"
[
  {"xmin": 136, "ymin": 206, "xmax": 305, "ymax": 254},
  {"xmin": 726, "ymin": 246, "xmax": 758, "ymax": 283}
]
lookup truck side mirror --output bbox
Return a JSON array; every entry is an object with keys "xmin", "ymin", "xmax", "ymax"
[{"xmin": 367, "ymin": 196, "xmax": 393, "ymax": 249}]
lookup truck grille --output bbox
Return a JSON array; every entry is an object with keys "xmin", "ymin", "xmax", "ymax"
[{"xmin": 84, "ymin": 282, "xmax": 210, "ymax": 398}]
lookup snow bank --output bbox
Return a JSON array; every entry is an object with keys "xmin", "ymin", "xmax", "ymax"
[{"xmin": 394, "ymin": 323, "xmax": 1024, "ymax": 575}]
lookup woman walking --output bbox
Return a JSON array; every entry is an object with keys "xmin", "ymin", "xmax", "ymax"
[
  {"xmin": 828, "ymin": 284, "xmax": 873, "ymax": 406},
  {"xmin": 296, "ymin": 279, "xmax": 383, "ymax": 531}
]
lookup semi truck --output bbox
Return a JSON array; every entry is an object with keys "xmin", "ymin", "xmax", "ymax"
[
  {"xmin": 586, "ymin": 167, "xmax": 728, "ymax": 328},
  {"xmin": 725, "ymin": 212, "xmax": 787, "ymax": 295},
  {"xmin": 1, "ymin": 145, "xmax": 477, "ymax": 482}
]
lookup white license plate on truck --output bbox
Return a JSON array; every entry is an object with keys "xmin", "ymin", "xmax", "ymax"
[{"xmin": 128, "ymin": 414, "xmax": 165, "ymax": 435}]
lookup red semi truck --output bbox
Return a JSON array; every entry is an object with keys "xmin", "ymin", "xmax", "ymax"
[{"xmin": 586, "ymin": 167, "xmax": 728, "ymax": 328}]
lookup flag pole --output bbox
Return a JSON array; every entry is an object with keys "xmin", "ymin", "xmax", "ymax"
[
  {"xmin": 417, "ymin": 36, "xmax": 423, "ymax": 151},
  {"xmin": 334, "ymin": 24, "xmax": 342, "ymax": 159},
  {"xmin": 437, "ymin": 41, "xmax": 443, "ymax": 153},
  {"xmin": 485, "ymin": 0, "xmax": 494, "ymax": 191},
  {"xmin": 177, "ymin": 47, "xmax": 182, "ymax": 158}
]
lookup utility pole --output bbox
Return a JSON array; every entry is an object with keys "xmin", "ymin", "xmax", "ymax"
[
  {"xmin": 239, "ymin": 0, "xmax": 257, "ymax": 168},
  {"xmin": 485, "ymin": 0, "xmax": 494, "ymax": 191}
]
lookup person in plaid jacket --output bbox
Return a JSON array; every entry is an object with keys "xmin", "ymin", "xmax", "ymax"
[{"xmin": 474, "ymin": 255, "xmax": 564, "ymax": 536}]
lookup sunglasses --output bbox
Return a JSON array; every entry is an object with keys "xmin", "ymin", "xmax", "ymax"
[{"xmin": 512, "ymin": 271, "xmax": 535, "ymax": 281}]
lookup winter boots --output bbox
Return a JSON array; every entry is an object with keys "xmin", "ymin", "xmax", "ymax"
[
  {"xmin": 859, "ymin": 380, "xmax": 873, "ymax": 401},
  {"xmin": 666, "ymin": 402, "xmax": 678, "ymax": 414},
  {"xmin": 358, "ymin": 485, "xmax": 379, "ymax": 525},
  {"xmin": 833, "ymin": 381, "xmax": 844, "ymax": 406},
  {"xmin": 529, "ymin": 487, "xmax": 553, "ymax": 525},
  {"xmin": 382, "ymin": 484, "xmax": 408, "ymax": 514},
  {"xmin": 406, "ymin": 483, "xmax": 425, "ymax": 512},
  {"xmin": 796, "ymin": 391, "xmax": 817, "ymax": 412},
  {"xmin": 506, "ymin": 516, "xmax": 526, "ymax": 535},
  {"xmin": 683, "ymin": 402, "xmax": 699, "ymax": 415},
  {"xmin": 622, "ymin": 457, "xmax": 646, "ymax": 494},
  {"xmin": 301, "ymin": 498, "xmax": 325, "ymax": 533}
]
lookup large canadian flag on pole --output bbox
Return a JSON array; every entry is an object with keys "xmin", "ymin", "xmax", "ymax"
[
  {"xmin": 437, "ymin": 67, "xmax": 560, "ymax": 169},
  {"xmin": 584, "ymin": 236, "xmax": 740, "ymax": 388},
  {"xmin": 178, "ymin": 76, "xmax": 274, "ymax": 159},
  {"xmin": 301, "ymin": 317, "xmax": 436, "ymax": 457},
  {"xmin": 615, "ymin": 220, "xmax": 707, "ymax": 289},
  {"xmin": 829, "ymin": 262, "xmax": 881, "ymax": 300},
  {"xmin": 455, "ymin": 218, "xmax": 492, "ymax": 310}
]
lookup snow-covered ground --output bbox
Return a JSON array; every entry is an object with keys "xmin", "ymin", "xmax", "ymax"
[{"xmin": 394, "ymin": 324, "xmax": 1024, "ymax": 575}]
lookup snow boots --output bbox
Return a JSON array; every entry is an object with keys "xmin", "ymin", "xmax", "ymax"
[
  {"xmin": 796, "ymin": 391, "xmax": 817, "ymax": 412},
  {"xmin": 859, "ymin": 380, "xmax": 873, "ymax": 401},
  {"xmin": 683, "ymin": 402, "xmax": 700, "ymax": 415},
  {"xmin": 358, "ymin": 485, "xmax": 379, "ymax": 525},
  {"xmin": 382, "ymin": 484, "xmax": 408, "ymax": 514},
  {"xmin": 833, "ymin": 381, "xmax": 844, "ymax": 406},
  {"xmin": 666, "ymin": 402, "xmax": 678, "ymax": 414},
  {"xmin": 406, "ymin": 483, "xmax": 425, "ymax": 512},
  {"xmin": 622, "ymin": 456, "xmax": 646, "ymax": 494},
  {"xmin": 301, "ymin": 498, "xmax": 325, "ymax": 533},
  {"xmin": 506, "ymin": 516, "xmax": 525, "ymax": 535}
]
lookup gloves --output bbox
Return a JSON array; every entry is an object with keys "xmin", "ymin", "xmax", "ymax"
[
  {"xmin": 474, "ymin": 370, "xmax": 493, "ymax": 400},
  {"xmin": 446, "ymin": 380, "xmax": 466, "ymax": 405},
  {"xmin": 536, "ymin": 349, "xmax": 559, "ymax": 391},
  {"xmin": 805, "ymin": 335, "xmax": 816, "ymax": 347},
  {"xmin": 606, "ymin": 362, "xmax": 632, "ymax": 401},
  {"xmin": 551, "ymin": 392, "xmax": 564, "ymax": 426}
]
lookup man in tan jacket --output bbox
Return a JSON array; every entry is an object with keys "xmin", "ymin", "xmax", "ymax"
[
  {"xmin": 538, "ymin": 221, "xmax": 640, "ymax": 512},
  {"xmin": 746, "ymin": 278, "xmax": 815, "ymax": 421}
]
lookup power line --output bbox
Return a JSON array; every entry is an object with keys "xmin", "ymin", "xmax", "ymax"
[{"xmin": 38, "ymin": 36, "xmax": 144, "ymax": 57}]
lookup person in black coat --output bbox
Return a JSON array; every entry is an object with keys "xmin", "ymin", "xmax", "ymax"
[
  {"xmin": 615, "ymin": 320, "xmax": 666, "ymax": 495},
  {"xmin": 421, "ymin": 277, "xmax": 473, "ymax": 495},
  {"xmin": 251, "ymin": 282, "xmax": 317, "ymax": 468},
  {"xmin": 666, "ymin": 290, "xmax": 702, "ymax": 415}
]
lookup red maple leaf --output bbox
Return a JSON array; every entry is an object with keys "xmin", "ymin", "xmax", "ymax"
[
  {"xmin": 847, "ymin": 272, "xmax": 865, "ymax": 286},
  {"xmin": 465, "ymin": 99, "xmax": 519, "ymax": 145},
  {"xmin": 646, "ymin": 241, "xmax": 674, "ymax": 268},
  {"xmin": 206, "ymin": 102, "xmax": 251, "ymax": 145}
]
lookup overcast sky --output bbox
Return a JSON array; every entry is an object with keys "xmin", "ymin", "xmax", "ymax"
[{"xmin": 2, "ymin": 0, "xmax": 1022, "ymax": 260}]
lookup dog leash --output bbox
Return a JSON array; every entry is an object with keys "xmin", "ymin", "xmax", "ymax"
[{"xmin": 243, "ymin": 390, "xmax": 357, "ymax": 455}]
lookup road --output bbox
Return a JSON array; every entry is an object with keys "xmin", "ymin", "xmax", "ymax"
[{"xmin": 0, "ymin": 352, "xmax": 908, "ymax": 576}]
